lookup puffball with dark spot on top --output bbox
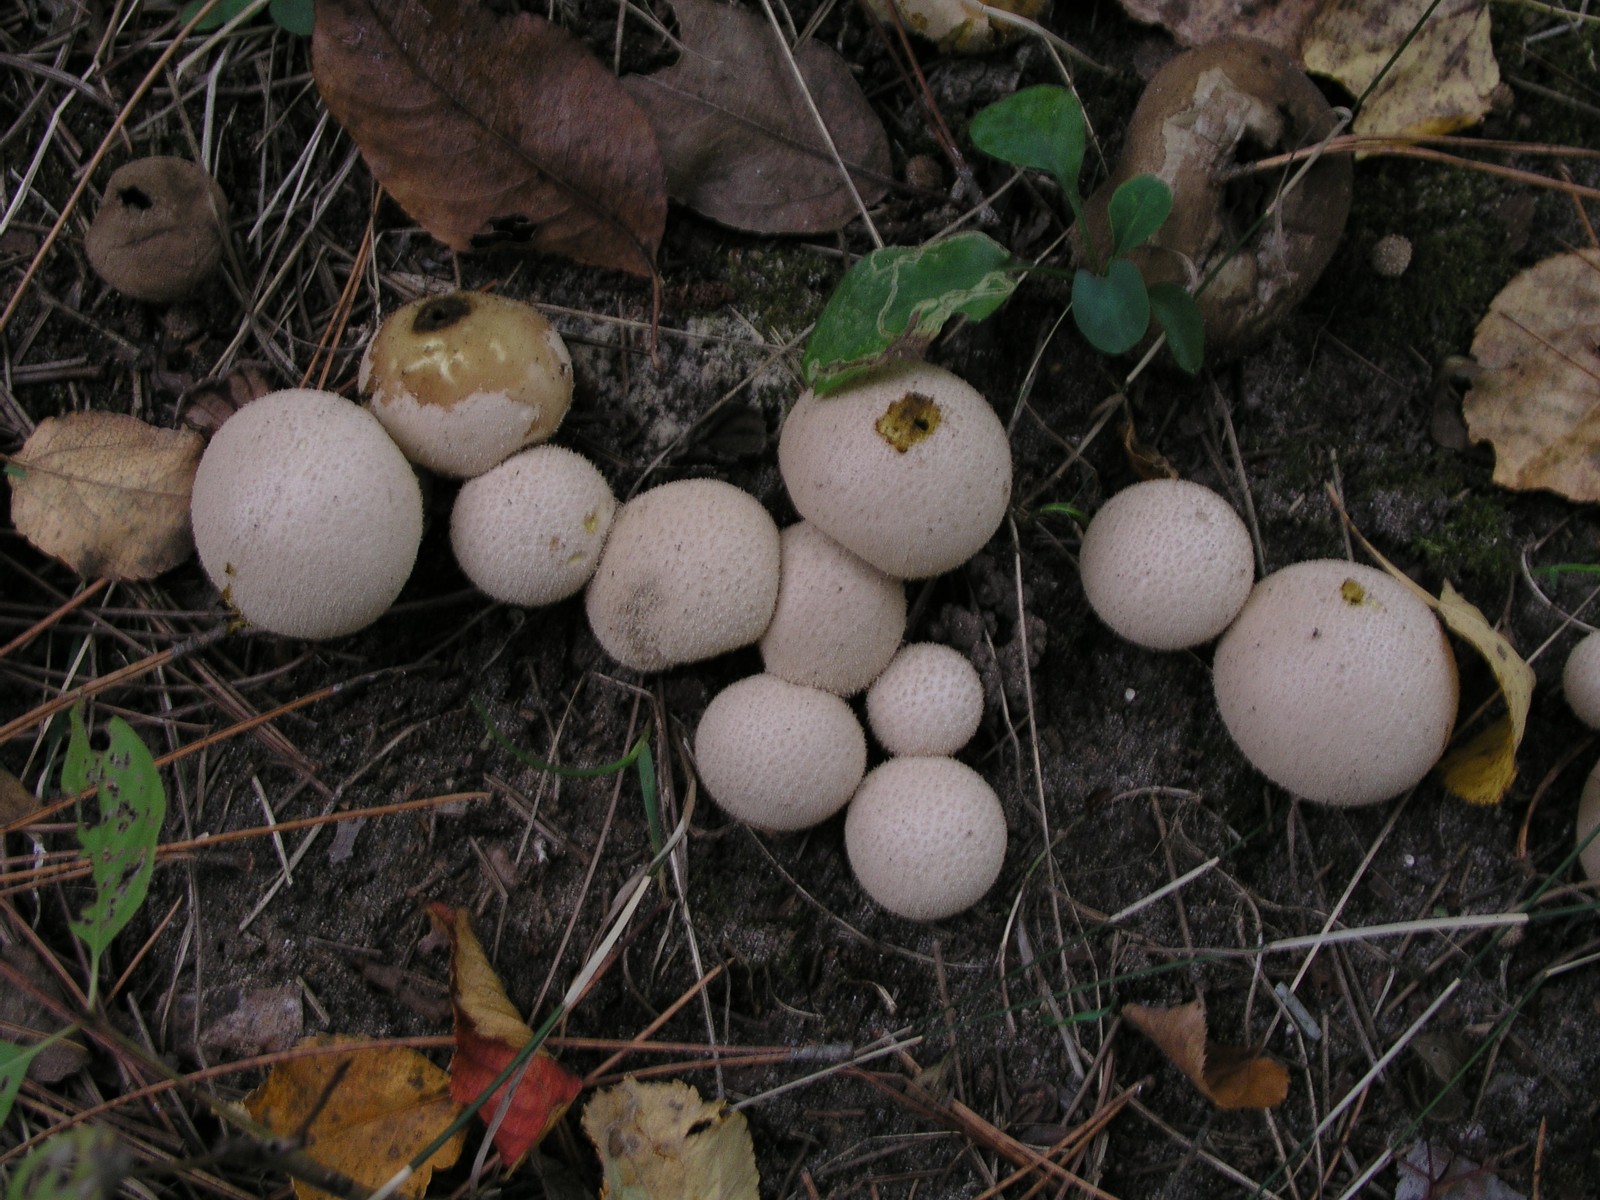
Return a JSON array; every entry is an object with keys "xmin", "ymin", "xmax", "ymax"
[
  {"xmin": 778, "ymin": 362, "xmax": 1012, "ymax": 580},
  {"xmin": 585, "ymin": 478, "xmax": 780, "ymax": 672},
  {"xmin": 189, "ymin": 389, "xmax": 422, "ymax": 640},
  {"xmin": 1212, "ymin": 560, "xmax": 1458, "ymax": 806},
  {"xmin": 695, "ymin": 674, "xmax": 867, "ymax": 832}
]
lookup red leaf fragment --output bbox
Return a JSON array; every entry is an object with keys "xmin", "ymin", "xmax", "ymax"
[{"xmin": 313, "ymin": 0, "xmax": 665, "ymax": 278}]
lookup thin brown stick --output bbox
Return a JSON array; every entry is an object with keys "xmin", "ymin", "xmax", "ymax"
[{"xmin": 0, "ymin": 578, "xmax": 109, "ymax": 660}]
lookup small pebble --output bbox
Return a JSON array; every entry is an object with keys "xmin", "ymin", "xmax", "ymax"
[{"xmin": 1371, "ymin": 233, "xmax": 1413, "ymax": 278}]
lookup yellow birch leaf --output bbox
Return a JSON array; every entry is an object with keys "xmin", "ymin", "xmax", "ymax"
[
  {"xmin": 1302, "ymin": 0, "xmax": 1500, "ymax": 138},
  {"xmin": 8, "ymin": 412, "xmax": 202, "ymax": 580},
  {"xmin": 582, "ymin": 1077, "xmax": 759, "ymax": 1200},
  {"xmin": 244, "ymin": 1035, "xmax": 464, "ymax": 1200}
]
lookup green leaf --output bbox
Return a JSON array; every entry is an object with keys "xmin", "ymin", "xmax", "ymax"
[
  {"xmin": 1148, "ymin": 282, "xmax": 1205, "ymax": 375},
  {"xmin": 269, "ymin": 0, "xmax": 314, "ymax": 35},
  {"xmin": 802, "ymin": 233, "xmax": 1018, "ymax": 394},
  {"xmin": 1072, "ymin": 260, "xmax": 1150, "ymax": 356},
  {"xmin": 0, "ymin": 1040, "xmax": 40, "ymax": 1128},
  {"xmin": 62, "ymin": 707, "xmax": 165, "ymax": 1005},
  {"xmin": 4, "ymin": 1126, "xmax": 130, "ymax": 1200},
  {"xmin": 969, "ymin": 85, "xmax": 1086, "ymax": 211},
  {"xmin": 181, "ymin": 0, "xmax": 259, "ymax": 30},
  {"xmin": 1107, "ymin": 175, "xmax": 1172, "ymax": 258}
]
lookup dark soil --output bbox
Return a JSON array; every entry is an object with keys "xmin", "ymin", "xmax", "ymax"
[{"xmin": 3, "ymin": 3, "xmax": 1599, "ymax": 1199}]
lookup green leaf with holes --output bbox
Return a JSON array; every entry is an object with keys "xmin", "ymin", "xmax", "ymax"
[
  {"xmin": 802, "ymin": 233, "xmax": 1018, "ymax": 394},
  {"xmin": 62, "ymin": 707, "xmax": 164, "ymax": 1005}
]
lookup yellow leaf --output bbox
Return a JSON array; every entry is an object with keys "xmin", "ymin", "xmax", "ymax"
[
  {"xmin": 8, "ymin": 412, "xmax": 202, "ymax": 580},
  {"xmin": 245, "ymin": 1035, "xmax": 464, "ymax": 1200},
  {"xmin": 582, "ymin": 1077, "xmax": 759, "ymax": 1200},
  {"xmin": 1302, "ymin": 0, "xmax": 1500, "ymax": 138},
  {"xmin": 1123, "ymin": 998, "xmax": 1288, "ymax": 1110},
  {"xmin": 1462, "ymin": 249, "xmax": 1600, "ymax": 503}
]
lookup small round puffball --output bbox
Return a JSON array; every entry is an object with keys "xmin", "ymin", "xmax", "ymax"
[
  {"xmin": 844, "ymin": 757, "xmax": 1006, "ymax": 920},
  {"xmin": 1213, "ymin": 560, "xmax": 1457, "ymax": 806},
  {"xmin": 190, "ymin": 389, "xmax": 422, "ymax": 639},
  {"xmin": 866, "ymin": 643, "xmax": 984, "ymax": 756},
  {"xmin": 1578, "ymin": 756, "xmax": 1600, "ymax": 881},
  {"xmin": 1079, "ymin": 478, "xmax": 1254, "ymax": 650},
  {"xmin": 694, "ymin": 675, "xmax": 867, "ymax": 832},
  {"xmin": 1563, "ymin": 631, "xmax": 1600, "ymax": 729},
  {"xmin": 450, "ymin": 446, "xmax": 616, "ymax": 606},
  {"xmin": 360, "ymin": 291, "xmax": 573, "ymax": 478}
]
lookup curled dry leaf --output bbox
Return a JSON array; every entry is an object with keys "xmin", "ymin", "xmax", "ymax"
[
  {"xmin": 1123, "ymin": 997, "xmax": 1289, "ymax": 1109},
  {"xmin": 1302, "ymin": 0, "xmax": 1501, "ymax": 138},
  {"xmin": 1463, "ymin": 249, "xmax": 1600, "ymax": 503},
  {"xmin": 244, "ymin": 1034, "xmax": 465, "ymax": 1200},
  {"xmin": 8, "ymin": 412, "xmax": 202, "ymax": 580},
  {"xmin": 1114, "ymin": 0, "xmax": 1320, "ymax": 54},
  {"xmin": 428, "ymin": 902, "xmax": 582, "ymax": 1165},
  {"xmin": 582, "ymin": 1077, "xmax": 759, "ymax": 1200},
  {"xmin": 622, "ymin": 0, "xmax": 890, "ymax": 235},
  {"xmin": 314, "ymin": 0, "xmax": 665, "ymax": 278}
]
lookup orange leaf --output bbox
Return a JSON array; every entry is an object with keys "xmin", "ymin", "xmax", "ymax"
[
  {"xmin": 429, "ymin": 902, "xmax": 583, "ymax": 1165},
  {"xmin": 244, "ymin": 1035, "xmax": 465, "ymax": 1200},
  {"xmin": 1123, "ymin": 998, "xmax": 1288, "ymax": 1109}
]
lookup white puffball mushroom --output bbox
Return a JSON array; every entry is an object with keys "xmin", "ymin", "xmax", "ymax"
[
  {"xmin": 450, "ymin": 445, "xmax": 616, "ymax": 607},
  {"xmin": 694, "ymin": 675, "xmax": 867, "ymax": 832},
  {"xmin": 778, "ymin": 362, "xmax": 1012, "ymax": 579},
  {"xmin": 360, "ymin": 291, "xmax": 574, "ymax": 478},
  {"xmin": 1079, "ymin": 478, "xmax": 1255, "ymax": 650},
  {"xmin": 1562, "ymin": 631, "xmax": 1600, "ymax": 729},
  {"xmin": 585, "ymin": 478, "xmax": 780, "ymax": 672},
  {"xmin": 845, "ymin": 757, "xmax": 1007, "ymax": 921},
  {"xmin": 759, "ymin": 522, "xmax": 906, "ymax": 696},
  {"xmin": 866, "ymin": 643, "xmax": 984, "ymax": 756},
  {"xmin": 1577, "ymin": 757, "xmax": 1600, "ymax": 881},
  {"xmin": 190, "ymin": 388, "xmax": 422, "ymax": 639},
  {"xmin": 1213, "ymin": 560, "xmax": 1458, "ymax": 806}
]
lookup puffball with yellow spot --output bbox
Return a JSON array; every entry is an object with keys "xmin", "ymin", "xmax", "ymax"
[{"xmin": 360, "ymin": 291, "xmax": 574, "ymax": 478}]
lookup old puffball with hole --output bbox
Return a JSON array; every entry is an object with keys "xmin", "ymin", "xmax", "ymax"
[
  {"xmin": 450, "ymin": 445, "xmax": 616, "ymax": 607},
  {"xmin": 779, "ymin": 361, "xmax": 1012, "ymax": 579},
  {"xmin": 695, "ymin": 674, "xmax": 867, "ymax": 832},
  {"xmin": 1212, "ymin": 560, "xmax": 1457, "ymax": 806},
  {"xmin": 86, "ymin": 157, "xmax": 228, "ymax": 302},
  {"xmin": 845, "ymin": 756, "xmax": 1007, "ymax": 920},
  {"xmin": 360, "ymin": 291, "xmax": 573, "ymax": 478},
  {"xmin": 1079, "ymin": 478, "xmax": 1255, "ymax": 650},
  {"xmin": 860, "ymin": 0, "xmax": 1049, "ymax": 53},
  {"xmin": 585, "ymin": 478, "xmax": 780, "ymax": 671},
  {"xmin": 190, "ymin": 388, "xmax": 422, "ymax": 640}
]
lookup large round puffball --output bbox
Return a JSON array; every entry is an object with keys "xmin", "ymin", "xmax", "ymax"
[
  {"xmin": 1563, "ymin": 631, "xmax": 1600, "ymax": 729},
  {"xmin": 190, "ymin": 389, "xmax": 422, "ymax": 639},
  {"xmin": 1079, "ymin": 478, "xmax": 1254, "ymax": 650},
  {"xmin": 360, "ymin": 291, "xmax": 573, "ymax": 478},
  {"xmin": 1577, "ymin": 757, "xmax": 1600, "ymax": 881},
  {"xmin": 866, "ymin": 643, "xmax": 984, "ymax": 756},
  {"xmin": 759, "ymin": 522, "xmax": 906, "ymax": 696},
  {"xmin": 450, "ymin": 446, "xmax": 615, "ymax": 606},
  {"xmin": 845, "ymin": 757, "xmax": 1007, "ymax": 920},
  {"xmin": 695, "ymin": 675, "xmax": 867, "ymax": 832},
  {"xmin": 585, "ymin": 479, "xmax": 780, "ymax": 672},
  {"xmin": 1213, "ymin": 560, "xmax": 1457, "ymax": 806},
  {"xmin": 778, "ymin": 362, "xmax": 1012, "ymax": 579}
]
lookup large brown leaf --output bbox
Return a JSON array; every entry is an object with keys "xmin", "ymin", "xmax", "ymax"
[
  {"xmin": 622, "ymin": 0, "xmax": 890, "ymax": 235},
  {"xmin": 313, "ymin": 0, "xmax": 666, "ymax": 278}
]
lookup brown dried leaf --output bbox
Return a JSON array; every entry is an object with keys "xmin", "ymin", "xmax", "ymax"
[
  {"xmin": 1114, "ymin": 0, "xmax": 1321, "ymax": 55},
  {"xmin": 8, "ymin": 412, "xmax": 202, "ymax": 580},
  {"xmin": 1462, "ymin": 250, "xmax": 1600, "ymax": 503},
  {"xmin": 1302, "ymin": 0, "xmax": 1501, "ymax": 138},
  {"xmin": 313, "ymin": 0, "xmax": 665, "ymax": 278},
  {"xmin": 622, "ymin": 0, "xmax": 890, "ymax": 235},
  {"xmin": 1123, "ymin": 998, "xmax": 1288, "ymax": 1109}
]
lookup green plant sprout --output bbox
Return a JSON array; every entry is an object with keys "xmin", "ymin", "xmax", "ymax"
[
  {"xmin": 182, "ymin": 0, "xmax": 314, "ymax": 37},
  {"xmin": 969, "ymin": 85, "xmax": 1203, "ymax": 372}
]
